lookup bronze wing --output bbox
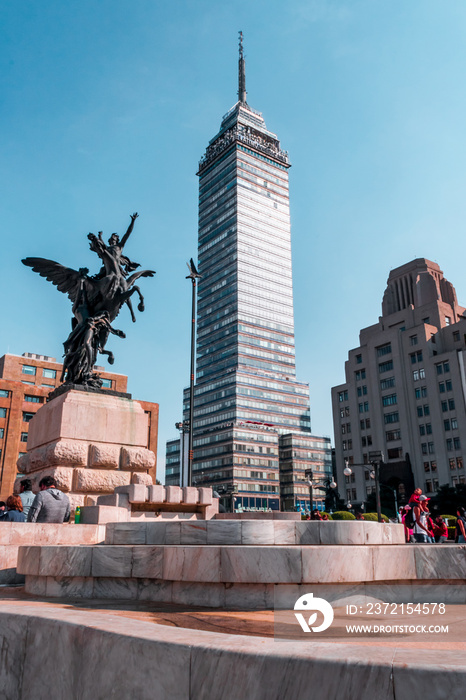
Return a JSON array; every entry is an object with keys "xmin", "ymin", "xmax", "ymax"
[{"xmin": 21, "ymin": 258, "xmax": 97, "ymax": 306}]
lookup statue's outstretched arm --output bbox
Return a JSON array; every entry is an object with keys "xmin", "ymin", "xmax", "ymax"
[{"xmin": 120, "ymin": 212, "xmax": 139, "ymax": 248}]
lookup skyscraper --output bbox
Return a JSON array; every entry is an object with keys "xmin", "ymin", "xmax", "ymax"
[
  {"xmin": 331, "ymin": 258, "xmax": 466, "ymax": 509},
  {"xmin": 166, "ymin": 36, "xmax": 332, "ymax": 511}
]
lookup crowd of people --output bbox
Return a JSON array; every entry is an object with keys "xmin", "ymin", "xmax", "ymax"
[
  {"xmin": 0, "ymin": 477, "xmax": 71, "ymax": 523},
  {"xmin": 306, "ymin": 487, "xmax": 466, "ymax": 544},
  {"xmin": 399, "ymin": 487, "xmax": 466, "ymax": 544}
]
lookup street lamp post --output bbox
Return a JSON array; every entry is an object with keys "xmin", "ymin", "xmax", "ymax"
[
  {"xmin": 175, "ymin": 420, "xmax": 189, "ymax": 487},
  {"xmin": 305, "ymin": 469, "xmax": 337, "ymax": 513},
  {"xmin": 185, "ymin": 259, "xmax": 201, "ymax": 487},
  {"xmin": 344, "ymin": 450, "xmax": 384, "ymax": 523}
]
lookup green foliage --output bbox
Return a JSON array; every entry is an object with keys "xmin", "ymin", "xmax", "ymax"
[
  {"xmin": 321, "ymin": 512, "xmax": 333, "ymax": 520},
  {"xmin": 364, "ymin": 491, "xmax": 396, "ymax": 519},
  {"xmin": 331, "ymin": 511, "xmax": 356, "ymax": 520},
  {"xmin": 364, "ymin": 512, "xmax": 389, "ymax": 522},
  {"xmin": 429, "ymin": 484, "xmax": 466, "ymax": 515}
]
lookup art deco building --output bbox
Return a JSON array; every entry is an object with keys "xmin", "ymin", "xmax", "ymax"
[
  {"xmin": 331, "ymin": 259, "xmax": 466, "ymax": 507},
  {"xmin": 0, "ymin": 352, "xmax": 159, "ymax": 498},
  {"xmin": 166, "ymin": 38, "xmax": 332, "ymax": 511}
]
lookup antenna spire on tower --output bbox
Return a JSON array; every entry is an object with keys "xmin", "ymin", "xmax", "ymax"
[{"xmin": 238, "ymin": 31, "xmax": 247, "ymax": 104}]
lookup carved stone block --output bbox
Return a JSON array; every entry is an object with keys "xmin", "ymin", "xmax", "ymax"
[
  {"xmin": 165, "ymin": 486, "xmax": 182, "ymax": 504},
  {"xmin": 147, "ymin": 485, "xmax": 165, "ymax": 504},
  {"xmin": 88, "ymin": 443, "xmax": 120, "ymax": 469},
  {"xmin": 72, "ymin": 468, "xmax": 131, "ymax": 494},
  {"xmin": 120, "ymin": 446, "xmax": 156, "ymax": 471},
  {"xmin": 131, "ymin": 472, "xmax": 153, "ymax": 486}
]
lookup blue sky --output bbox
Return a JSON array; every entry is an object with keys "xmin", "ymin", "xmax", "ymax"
[{"xmin": 2, "ymin": 0, "xmax": 466, "ymax": 478}]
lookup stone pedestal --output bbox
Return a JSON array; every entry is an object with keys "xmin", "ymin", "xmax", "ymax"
[{"xmin": 15, "ymin": 389, "xmax": 156, "ymax": 510}]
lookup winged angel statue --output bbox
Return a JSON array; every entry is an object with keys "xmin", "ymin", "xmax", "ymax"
[{"xmin": 22, "ymin": 213, "xmax": 155, "ymax": 389}]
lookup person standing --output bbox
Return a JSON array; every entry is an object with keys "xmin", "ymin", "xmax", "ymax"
[
  {"xmin": 456, "ymin": 507, "xmax": 466, "ymax": 543},
  {"xmin": 412, "ymin": 496, "xmax": 431, "ymax": 543},
  {"xmin": 433, "ymin": 516, "xmax": 448, "ymax": 543},
  {"xmin": 19, "ymin": 479, "xmax": 35, "ymax": 520},
  {"xmin": 27, "ymin": 476, "xmax": 71, "ymax": 523}
]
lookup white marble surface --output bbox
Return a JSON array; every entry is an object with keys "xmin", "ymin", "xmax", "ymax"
[
  {"xmin": 91, "ymin": 545, "xmax": 133, "ymax": 577},
  {"xmin": 221, "ymin": 546, "xmax": 302, "ymax": 584},
  {"xmin": 301, "ymin": 545, "xmax": 373, "ymax": 583},
  {"xmin": 132, "ymin": 546, "xmax": 163, "ymax": 579}
]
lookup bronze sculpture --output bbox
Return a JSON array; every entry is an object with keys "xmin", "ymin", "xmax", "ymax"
[{"xmin": 22, "ymin": 213, "xmax": 155, "ymax": 389}]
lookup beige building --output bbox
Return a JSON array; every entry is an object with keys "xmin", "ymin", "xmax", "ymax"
[{"xmin": 332, "ymin": 259, "xmax": 466, "ymax": 508}]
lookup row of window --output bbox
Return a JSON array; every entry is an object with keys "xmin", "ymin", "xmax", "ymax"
[{"xmin": 22, "ymin": 365, "xmax": 57, "ymax": 379}]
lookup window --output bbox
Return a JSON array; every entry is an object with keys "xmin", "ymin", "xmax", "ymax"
[
  {"xmin": 419, "ymin": 425, "xmax": 426, "ymax": 436},
  {"xmin": 0, "ymin": 408, "xmax": 7, "ymax": 418},
  {"xmin": 21, "ymin": 365, "xmax": 36, "ymax": 376},
  {"xmin": 0, "ymin": 428, "xmax": 3, "ymax": 439},
  {"xmin": 423, "ymin": 405, "xmax": 430, "ymax": 416},
  {"xmin": 42, "ymin": 368, "xmax": 56, "ymax": 379},
  {"xmin": 377, "ymin": 344, "xmax": 392, "ymax": 357},
  {"xmin": 445, "ymin": 316, "xmax": 451, "ymax": 326},
  {"xmin": 384, "ymin": 412, "xmax": 399, "ymax": 424},
  {"xmin": 356, "ymin": 355, "xmax": 362, "ymax": 364},
  {"xmin": 341, "ymin": 424, "xmax": 346, "ymax": 434},
  {"xmin": 426, "ymin": 423, "xmax": 432, "ymax": 434},
  {"xmin": 346, "ymin": 423, "xmax": 351, "ymax": 433},
  {"xmin": 454, "ymin": 437, "xmax": 461, "ymax": 450},
  {"xmin": 22, "ymin": 381, "xmax": 34, "ymax": 385},
  {"xmin": 423, "ymin": 317, "xmax": 430, "ymax": 324},
  {"xmin": 446, "ymin": 438, "xmax": 453, "ymax": 451},
  {"xmin": 422, "ymin": 443, "xmax": 428, "ymax": 455},
  {"xmin": 413, "ymin": 370, "xmax": 419, "ymax": 381},
  {"xmin": 453, "ymin": 331, "xmax": 460, "ymax": 342},
  {"xmin": 22, "ymin": 412, "xmax": 34, "ymax": 423},
  {"xmin": 417, "ymin": 406, "xmax": 423, "ymax": 418},
  {"xmin": 424, "ymin": 462, "xmax": 430, "ymax": 473},
  {"xmin": 355, "ymin": 369, "xmax": 366, "ymax": 381},
  {"xmin": 101, "ymin": 379, "xmax": 112, "ymax": 389},
  {"xmin": 0, "ymin": 390, "xmax": 9, "ymax": 398},
  {"xmin": 410, "ymin": 335, "xmax": 418, "ymax": 346},
  {"xmin": 379, "ymin": 360, "xmax": 394, "ymax": 373},
  {"xmin": 345, "ymin": 406, "xmax": 350, "ymax": 417},
  {"xmin": 441, "ymin": 401, "xmax": 448, "ymax": 412},
  {"xmin": 20, "ymin": 432, "xmax": 28, "ymax": 443},
  {"xmin": 342, "ymin": 440, "xmax": 347, "ymax": 451},
  {"xmin": 24, "ymin": 395, "xmax": 42, "ymax": 403},
  {"xmin": 41, "ymin": 384, "xmax": 55, "ymax": 388},
  {"xmin": 449, "ymin": 399, "xmax": 455, "ymax": 410},
  {"xmin": 360, "ymin": 420, "xmax": 365, "ymax": 430},
  {"xmin": 419, "ymin": 368, "xmax": 426, "ymax": 379},
  {"xmin": 425, "ymin": 480, "xmax": 433, "ymax": 493},
  {"xmin": 436, "ymin": 361, "xmax": 450, "ymax": 375},
  {"xmin": 382, "ymin": 394, "xmax": 397, "ymax": 407},
  {"xmin": 380, "ymin": 377, "xmax": 395, "ymax": 390},
  {"xmin": 365, "ymin": 418, "xmax": 371, "ymax": 429},
  {"xmin": 431, "ymin": 461, "xmax": 437, "ymax": 472},
  {"xmin": 338, "ymin": 390, "xmax": 349, "ymax": 402},
  {"xmin": 362, "ymin": 437, "xmax": 366, "ymax": 447},
  {"xmin": 410, "ymin": 351, "xmax": 423, "ymax": 364},
  {"xmin": 428, "ymin": 442, "xmax": 434, "ymax": 454},
  {"xmin": 449, "ymin": 458, "xmax": 456, "ymax": 470},
  {"xmin": 387, "ymin": 447, "xmax": 403, "ymax": 459},
  {"xmin": 457, "ymin": 457, "xmax": 464, "ymax": 470},
  {"xmin": 340, "ymin": 408, "xmax": 345, "ymax": 418},
  {"xmin": 446, "ymin": 379, "xmax": 452, "ymax": 391},
  {"xmin": 451, "ymin": 418, "xmax": 458, "ymax": 430},
  {"xmin": 386, "ymin": 429, "xmax": 401, "ymax": 441}
]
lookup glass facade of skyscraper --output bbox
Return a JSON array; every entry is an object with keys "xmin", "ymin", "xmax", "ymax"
[{"xmin": 166, "ymin": 48, "xmax": 332, "ymax": 512}]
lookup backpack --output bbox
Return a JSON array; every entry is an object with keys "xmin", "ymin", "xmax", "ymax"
[{"xmin": 404, "ymin": 508, "xmax": 415, "ymax": 529}]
